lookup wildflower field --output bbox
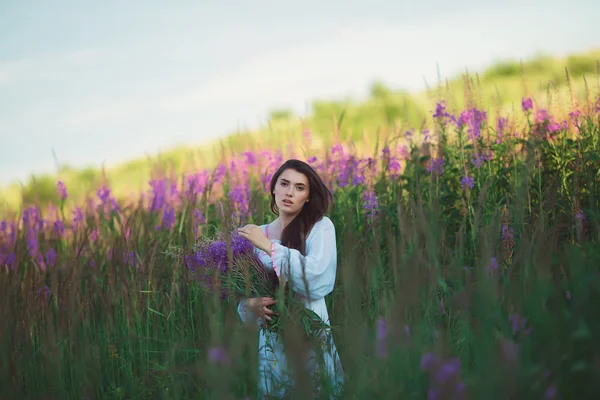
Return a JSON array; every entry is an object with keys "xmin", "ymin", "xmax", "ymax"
[{"xmin": 2, "ymin": 79, "xmax": 600, "ymax": 399}]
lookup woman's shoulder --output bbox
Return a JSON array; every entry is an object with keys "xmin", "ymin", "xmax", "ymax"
[{"xmin": 312, "ymin": 216, "xmax": 335, "ymax": 232}]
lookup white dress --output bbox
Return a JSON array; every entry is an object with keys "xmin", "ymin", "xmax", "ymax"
[{"xmin": 237, "ymin": 216, "xmax": 344, "ymax": 398}]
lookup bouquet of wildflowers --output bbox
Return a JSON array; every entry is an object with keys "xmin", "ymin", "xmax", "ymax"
[
  {"xmin": 183, "ymin": 231, "xmax": 277, "ymax": 300},
  {"xmin": 180, "ymin": 231, "xmax": 331, "ymax": 340}
]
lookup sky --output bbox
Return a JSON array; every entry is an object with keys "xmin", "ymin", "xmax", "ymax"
[{"xmin": 1, "ymin": 0, "xmax": 599, "ymax": 186}]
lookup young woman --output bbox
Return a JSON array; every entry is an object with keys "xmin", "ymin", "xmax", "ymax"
[{"xmin": 237, "ymin": 159, "xmax": 344, "ymax": 398}]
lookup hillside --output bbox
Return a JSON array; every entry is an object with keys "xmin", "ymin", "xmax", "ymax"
[{"xmin": 1, "ymin": 48, "xmax": 599, "ymax": 215}]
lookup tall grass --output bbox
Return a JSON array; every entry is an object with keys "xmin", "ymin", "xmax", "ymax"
[{"xmin": 1, "ymin": 90, "xmax": 600, "ymax": 399}]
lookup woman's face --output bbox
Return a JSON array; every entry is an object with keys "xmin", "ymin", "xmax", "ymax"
[{"xmin": 273, "ymin": 168, "xmax": 310, "ymax": 216}]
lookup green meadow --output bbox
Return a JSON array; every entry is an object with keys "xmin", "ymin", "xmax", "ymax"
[{"xmin": 1, "ymin": 48, "xmax": 599, "ymax": 399}]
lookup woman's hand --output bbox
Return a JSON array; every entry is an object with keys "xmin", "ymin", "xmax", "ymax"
[
  {"xmin": 246, "ymin": 297, "xmax": 278, "ymax": 321},
  {"xmin": 237, "ymin": 224, "xmax": 272, "ymax": 253}
]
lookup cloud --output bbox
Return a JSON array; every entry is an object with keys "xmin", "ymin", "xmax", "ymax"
[
  {"xmin": 0, "ymin": 48, "xmax": 101, "ymax": 85},
  {"xmin": 159, "ymin": 12, "xmax": 499, "ymax": 114},
  {"xmin": 51, "ymin": 16, "xmax": 494, "ymax": 139},
  {"xmin": 0, "ymin": 68, "xmax": 8, "ymax": 85},
  {"xmin": 158, "ymin": 3, "xmax": 600, "ymax": 123},
  {"xmin": 62, "ymin": 96, "xmax": 156, "ymax": 129}
]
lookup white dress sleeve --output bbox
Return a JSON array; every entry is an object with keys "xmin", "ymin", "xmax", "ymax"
[
  {"xmin": 271, "ymin": 217, "xmax": 337, "ymax": 300},
  {"xmin": 237, "ymin": 299, "xmax": 255, "ymax": 324}
]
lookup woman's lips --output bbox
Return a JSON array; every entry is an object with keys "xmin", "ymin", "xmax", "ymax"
[{"xmin": 282, "ymin": 199, "xmax": 293, "ymax": 206}]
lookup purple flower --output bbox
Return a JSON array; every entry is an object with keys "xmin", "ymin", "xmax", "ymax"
[
  {"xmin": 487, "ymin": 257, "xmax": 499, "ymax": 272},
  {"xmin": 501, "ymin": 225, "xmax": 514, "ymax": 240},
  {"xmin": 207, "ymin": 346, "xmax": 230, "ymax": 365},
  {"xmin": 96, "ymin": 186, "xmax": 120, "ymax": 215},
  {"xmin": 22, "ymin": 207, "xmax": 41, "ymax": 260},
  {"xmin": 157, "ymin": 207, "xmax": 176, "ymax": 230},
  {"xmin": 4, "ymin": 252, "xmax": 16, "ymax": 269},
  {"xmin": 421, "ymin": 353, "xmax": 440, "ymax": 371},
  {"xmin": 433, "ymin": 102, "xmax": 451, "ymax": 122},
  {"xmin": 427, "ymin": 387, "xmax": 442, "ymax": 400},
  {"xmin": 471, "ymin": 153, "xmax": 485, "ymax": 168},
  {"xmin": 185, "ymin": 172, "xmax": 209, "ymax": 197},
  {"xmin": 335, "ymin": 159, "xmax": 352, "ymax": 188},
  {"xmin": 427, "ymin": 158, "xmax": 445, "ymax": 175},
  {"xmin": 433, "ymin": 358, "xmax": 461, "ymax": 384},
  {"xmin": 38, "ymin": 285, "xmax": 50, "ymax": 298},
  {"xmin": 57, "ymin": 181, "xmax": 68, "ymax": 200},
  {"xmin": 185, "ymin": 232, "xmax": 268, "ymax": 300},
  {"xmin": 123, "ymin": 251, "xmax": 135, "ymax": 266},
  {"xmin": 575, "ymin": 210, "xmax": 586, "ymax": 223},
  {"xmin": 352, "ymin": 171, "xmax": 366, "ymax": 185},
  {"xmin": 421, "ymin": 353, "xmax": 466, "ymax": 399},
  {"xmin": 423, "ymin": 130, "xmax": 431, "ymax": 143},
  {"xmin": 333, "ymin": 157, "xmax": 365, "ymax": 187},
  {"xmin": 544, "ymin": 386, "xmax": 557, "ymax": 399},
  {"xmin": 186, "ymin": 233, "xmax": 255, "ymax": 275},
  {"xmin": 521, "ymin": 97, "xmax": 533, "ymax": 112},
  {"xmin": 376, "ymin": 317, "xmax": 388, "ymax": 359},
  {"xmin": 149, "ymin": 179, "xmax": 167, "ymax": 211},
  {"xmin": 72, "ymin": 207, "xmax": 84, "ymax": 228},
  {"xmin": 362, "ymin": 190, "xmax": 379, "ymax": 219},
  {"xmin": 242, "ymin": 151, "xmax": 257, "ymax": 166},
  {"xmin": 331, "ymin": 144, "xmax": 344, "ymax": 157},
  {"xmin": 261, "ymin": 171, "xmax": 273, "ymax": 191},
  {"xmin": 496, "ymin": 117, "xmax": 508, "ymax": 135},
  {"xmin": 510, "ymin": 313, "xmax": 531, "ymax": 335},
  {"xmin": 388, "ymin": 158, "xmax": 402, "ymax": 178},
  {"xmin": 456, "ymin": 108, "xmax": 487, "ymax": 140},
  {"xmin": 461, "ymin": 176, "xmax": 474, "ymax": 190},
  {"xmin": 44, "ymin": 248, "xmax": 57, "ymax": 268},
  {"xmin": 228, "ymin": 183, "xmax": 250, "ymax": 222},
  {"xmin": 97, "ymin": 186, "xmax": 111, "ymax": 203},
  {"xmin": 52, "ymin": 220, "xmax": 65, "ymax": 237},
  {"xmin": 22, "ymin": 206, "xmax": 41, "ymax": 227},
  {"xmin": 535, "ymin": 109, "xmax": 548, "ymax": 123},
  {"xmin": 398, "ymin": 145, "xmax": 409, "ymax": 159},
  {"xmin": 531, "ymin": 109, "xmax": 564, "ymax": 139},
  {"xmin": 547, "ymin": 121, "xmax": 562, "ymax": 133}
]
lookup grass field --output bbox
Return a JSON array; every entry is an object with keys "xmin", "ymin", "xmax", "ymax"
[{"xmin": 1, "ymin": 52, "xmax": 600, "ymax": 399}]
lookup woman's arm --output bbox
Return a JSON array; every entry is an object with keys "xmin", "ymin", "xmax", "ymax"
[{"xmin": 237, "ymin": 218, "xmax": 338, "ymax": 300}]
